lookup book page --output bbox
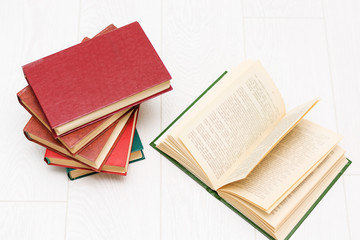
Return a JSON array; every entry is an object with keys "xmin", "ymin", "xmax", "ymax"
[
  {"xmin": 178, "ymin": 62, "xmax": 285, "ymax": 189},
  {"xmin": 223, "ymin": 99, "xmax": 319, "ymax": 185},
  {"xmin": 217, "ymin": 151, "xmax": 347, "ymax": 239},
  {"xmin": 157, "ymin": 136, "xmax": 212, "ymax": 187},
  {"xmin": 154, "ymin": 60, "xmax": 258, "ymax": 190},
  {"xmin": 225, "ymin": 146, "xmax": 344, "ymax": 230},
  {"xmin": 168, "ymin": 61, "xmax": 255, "ymax": 133},
  {"xmin": 258, "ymin": 147, "xmax": 345, "ymax": 229},
  {"xmin": 218, "ymin": 119, "xmax": 342, "ymax": 212},
  {"xmin": 273, "ymin": 157, "xmax": 348, "ymax": 240}
]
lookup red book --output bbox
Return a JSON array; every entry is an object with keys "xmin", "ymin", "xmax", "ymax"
[
  {"xmin": 23, "ymin": 21, "xmax": 172, "ymax": 136},
  {"xmin": 44, "ymin": 108, "xmax": 139, "ymax": 175},
  {"xmin": 17, "ymin": 86, "xmax": 126, "ymax": 154},
  {"xmin": 17, "ymin": 24, "xmax": 125, "ymax": 153},
  {"xmin": 23, "ymin": 107, "xmax": 138, "ymax": 170}
]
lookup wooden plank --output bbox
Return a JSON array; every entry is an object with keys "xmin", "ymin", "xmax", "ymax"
[
  {"xmin": 161, "ymin": 1, "xmax": 255, "ymax": 239},
  {"xmin": 0, "ymin": 0, "xmax": 79, "ymax": 201},
  {"xmin": 323, "ymin": 0, "xmax": 360, "ymax": 175},
  {"xmin": 0, "ymin": 202, "xmax": 66, "ymax": 240},
  {"xmin": 66, "ymin": 1, "xmax": 162, "ymax": 239},
  {"xmin": 243, "ymin": 0, "xmax": 322, "ymax": 18},
  {"xmin": 78, "ymin": 0, "xmax": 161, "ymax": 51},
  {"xmin": 245, "ymin": 18, "xmax": 337, "ymax": 131},
  {"xmin": 344, "ymin": 176, "xmax": 360, "ymax": 240}
]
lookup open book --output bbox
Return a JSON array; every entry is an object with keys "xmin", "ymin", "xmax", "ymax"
[{"xmin": 151, "ymin": 61, "xmax": 350, "ymax": 239}]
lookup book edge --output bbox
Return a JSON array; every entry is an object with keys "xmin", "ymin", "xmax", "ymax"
[
  {"xmin": 283, "ymin": 158, "xmax": 351, "ymax": 240},
  {"xmin": 65, "ymin": 130, "xmax": 145, "ymax": 180},
  {"xmin": 150, "ymin": 71, "xmax": 227, "ymax": 146},
  {"xmin": 66, "ymin": 151, "xmax": 146, "ymax": 180},
  {"xmin": 150, "ymin": 144, "xmax": 275, "ymax": 239},
  {"xmin": 151, "ymin": 139, "xmax": 351, "ymax": 240}
]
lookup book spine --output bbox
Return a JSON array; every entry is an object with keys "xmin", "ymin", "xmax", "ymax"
[
  {"xmin": 23, "ymin": 131, "xmax": 99, "ymax": 172},
  {"xmin": 67, "ymin": 169, "xmax": 97, "ymax": 181}
]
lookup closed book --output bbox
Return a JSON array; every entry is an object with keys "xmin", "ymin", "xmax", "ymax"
[
  {"xmin": 65, "ymin": 130, "xmax": 144, "ymax": 180},
  {"xmin": 17, "ymin": 86, "xmax": 127, "ymax": 154},
  {"xmin": 127, "ymin": 129, "xmax": 144, "ymax": 163},
  {"xmin": 23, "ymin": 21, "xmax": 172, "ymax": 136},
  {"xmin": 17, "ymin": 24, "xmax": 121, "ymax": 143},
  {"xmin": 45, "ymin": 112, "xmax": 140, "ymax": 175},
  {"xmin": 24, "ymin": 107, "xmax": 137, "ymax": 170}
]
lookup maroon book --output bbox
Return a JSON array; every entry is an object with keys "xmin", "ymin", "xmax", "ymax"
[
  {"xmin": 44, "ymin": 107, "xmax": 139, "ymax": 175},
  {"xmin": 17, "ymin": 86, "xmax": 127, "ymax": 154},
  {"xmin": 23, "ymin": 21, "xmax": 172, "ymax": 135},
  {"xmin": 23, "ymin": 108, "xmax": 137, "ymax": 170},
  {"xmin": 17, "ymin": 25, "xmax": 124, "ymax": 154}
]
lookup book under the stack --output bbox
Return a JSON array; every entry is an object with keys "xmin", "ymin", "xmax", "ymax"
[
  {"xmin": 43, "ymin": 108, "xmax": 140, "ymax": 175},
  {"xmin": 52, "ymin": 129, "xmax": 145, "ymax": 180},
  {"xmin": 17, "ymin": 85, "xmax": 127, "ymax": 154},
  {"xmin": 24, "ymin": 107, "xmax": 138, "ymax": 171}
]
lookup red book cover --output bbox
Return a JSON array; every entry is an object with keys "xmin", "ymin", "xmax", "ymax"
[
  {"xmin": 44, "ymin": 109, "xmax": 138, "ymax": 175},
  {"xmin": 23, "ymin": 21, "xmax": 171, "ymax": 135},
  {"xmin": 17, "ymin": 24, "xmax": 119, "ymax": 140},
  {"xmin": 17, "ymin": 86, "xmax": 127, "ymax": 154},
  {"xmin": 23, "ymin": 108, "xmax": 137, "ymax": 170}
]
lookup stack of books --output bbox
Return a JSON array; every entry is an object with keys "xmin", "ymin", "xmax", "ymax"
[{"xmin": 17, "ymin": 22, "xmax": 172, "ymax": 180}]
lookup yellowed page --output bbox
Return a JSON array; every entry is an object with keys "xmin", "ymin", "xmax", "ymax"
[
  {"xmin": 168, "ymin": 60, "xmax": 256, "ymax": 134},
  {"xmin": 157, "ymin": 139, "xmax": 212, "ymax": 187},
  {"xmin": 218, "ymin": 119, "xmax": 342, "ymax": 212},
  {"xmin": 261, "ymin": 147, "xmax": 344, "ymax": 229},
  {"xmin": 178, "ymin": 62, "xmax": 285, "ymax": 189},
  {"xmin": 226, "ymin": 146, "xmax": 345, "ymax": 230},
  {"xmin": 55, "ymin": 81, "xmax": 171, "ymax": 135},
  {"xmin": 273, "ymin": 156, "xmax": 348, "ymax": 240},
  {"xmin": 224, "ymin": 99, "xmax": 319, "ymax": 185},
  {"xmin": 217, "ymin": 154, "xmax": 348, "ymax": 239}
]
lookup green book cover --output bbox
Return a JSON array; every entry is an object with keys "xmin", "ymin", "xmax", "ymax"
[
  {"xmin": 67, "ymin": 129, "xmax": 145, "ymax": 180},
  {"xmin": 150, "ymin": 72, "xmax": 352, "ymax": 240}
]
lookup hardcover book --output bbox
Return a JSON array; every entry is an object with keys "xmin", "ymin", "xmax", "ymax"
[
  {"xmin": 23, "ymin": 21, "xmax": 172, "ymax": 136},
  {"xmin": 151, "ymin": 60, "xmax": 351, "ymax": 239},
  {"xmin": 66, "ymin": 130, "xmax": 145, "ymax": 180},
  {"xmin": 24, "ymin": 107, "xmax": 137, "ymax": 170},
  {"xmin": 45, "ymin": 112, "xmax": 140, "ymax": 175},
  {"xmin": 17, "ymin": 24, "xmax": 124, "ymax": 153},
  {"xmin": 17, "ymin": 86, "xmax": 126, "ymax": 153}
]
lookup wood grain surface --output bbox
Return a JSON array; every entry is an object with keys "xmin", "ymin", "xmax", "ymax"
[{"xmin": 0, "ymin": 0, "xmax": 358, "ymax": 239}]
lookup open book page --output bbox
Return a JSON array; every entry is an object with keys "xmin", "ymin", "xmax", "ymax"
[
  {"xmin": 273, "ymin": 156, "xmax": 348, "ymax": 240},
  {"xmin": 223, "ymin": 99, "xmax": 319, "ymax": 185},
  {"xmin": 177, "ymin": 62, "xmax": 285, "ymax": 190},
  {"xmin": 157, "ymin": 137, "xmax": 212, "ymax": 187},
  {"xmin": 155, "ymin": 60, "xmax": 258, "ymax": 189},
  {"xmin": 217, "ymin": 153, "xmax": 347, "ymax": 239},
  {"xmin": 163, "ymin": 60, "xmax": 256, "ymax": 136},
  {"xmin": 255, "ymin": 147, "xmax": 344, "ymax": 229},
  {"xmin": 223, "ymin": 146, "xmax": 344, "ymax": 230},
  {"xmin": 218, "ymin": 119, "xmax": 342, "ymax": 213}
]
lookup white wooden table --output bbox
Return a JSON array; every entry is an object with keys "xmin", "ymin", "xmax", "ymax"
[{"xmin": 0, "ymin": 0, "xmax": 359, "ymax": 239}]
